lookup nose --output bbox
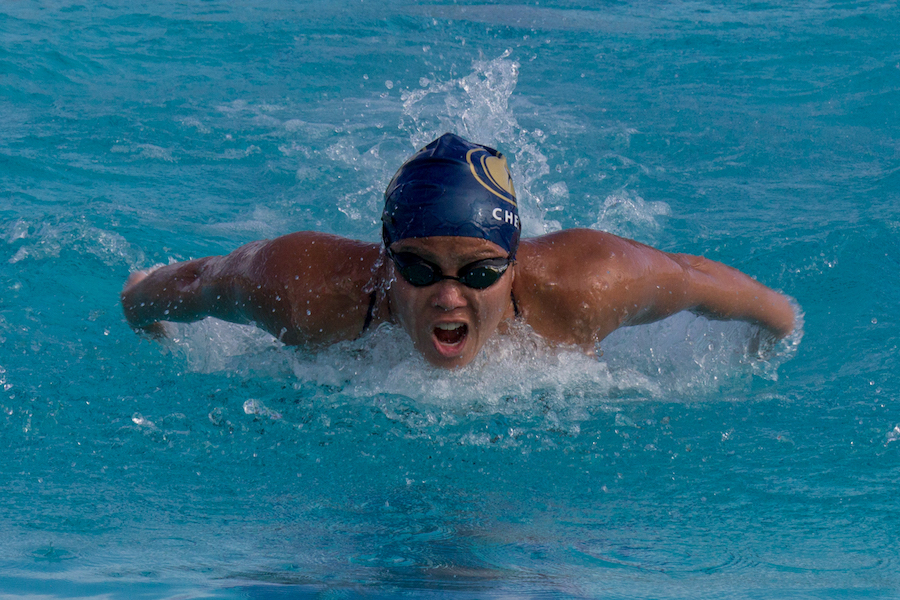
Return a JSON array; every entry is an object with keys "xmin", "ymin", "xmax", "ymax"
[{"xmin": 431, "ymin": 280, "xmax": 467, "ymax": 311}]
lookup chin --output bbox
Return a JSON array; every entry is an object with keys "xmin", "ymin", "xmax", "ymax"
[{"xmin": 418, "ymin": 338, "xmax": 478, "ymax": 369}]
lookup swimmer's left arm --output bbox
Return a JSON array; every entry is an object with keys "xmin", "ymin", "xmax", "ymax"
[
  {"xmin": 582, "ymin": 229, "xmax": 796, "ymax": 340},
  {"xmin": 629, "ymin": 251, "xmax": 796, "ymax": 338},
  {"xmin": 518, "ymin": 230, "xmax": 795, "ymax": 345}
]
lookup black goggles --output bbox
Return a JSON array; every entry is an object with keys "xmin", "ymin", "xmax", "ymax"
[{"xmin": 387, "ymin": 249, "xmax": 512, "ymax": 290}]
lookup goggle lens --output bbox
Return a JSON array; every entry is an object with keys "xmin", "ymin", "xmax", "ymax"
[{"xmin": 389, "ymin": 252, "xmax": 510, "ymax": 290}]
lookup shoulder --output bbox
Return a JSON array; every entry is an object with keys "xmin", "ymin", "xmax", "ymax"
[
  {"xmin": 511, "ymin": 230, "xmax": 618, "ymax": 345},
  {"xmin": 237, "ymin": 232, "xmax": 382, "ymax": 345},
  {"xmin": 254, "ymin": 232, "xmax": 381, "ymax": 285},
  {"xmin": 262, "ymin": 231, "xmax": 379, "ymax": 265},
  {"xmin": 511, "ymin": 229, "xmax": 676, "ymax": 345},
  {"xmin": 516, "ymin": 228, "xmax": 648, "ymax": 275}
]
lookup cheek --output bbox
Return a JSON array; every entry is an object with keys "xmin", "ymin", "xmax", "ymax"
[
  {"xmin": 473, "ymin": 285, "xmax": 512, "ymax": 328},
  {"xmin": 388, "ymin": 284, "xmax": 425, "ymax": 332}
]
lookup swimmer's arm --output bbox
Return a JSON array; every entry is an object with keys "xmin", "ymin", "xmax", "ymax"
[
  {"xmin": 519, "ymin": 230, "xmax": 795, "ymax": 345},
  {"xmin": 120, "ymin": 243, "xmax": 264, "ymax": 335},
  {"xmin": 676, "ymin": 254, "xmax": 794, "ymax": 337},
  {"xmin": 615, "ymin": 247, "xmax": 796, "ymax": 339},
  {"xmin": 121, "ymin": 233, "xmax": 381, "ymax": 346}
]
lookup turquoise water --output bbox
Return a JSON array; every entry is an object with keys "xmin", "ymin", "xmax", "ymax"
[{"xmin": 2, "ymin": 1, "xmax": 899, "ymax": 598}]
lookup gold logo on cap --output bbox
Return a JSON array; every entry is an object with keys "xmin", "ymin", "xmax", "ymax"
[{"xmin": 466, "ymin": 149, "xmax": 517, "ymax": 207}]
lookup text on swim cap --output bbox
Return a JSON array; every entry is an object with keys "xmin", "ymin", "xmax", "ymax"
[{"xmin": 492, "ymin": 208, "xmax": 520, "ymax": 229}]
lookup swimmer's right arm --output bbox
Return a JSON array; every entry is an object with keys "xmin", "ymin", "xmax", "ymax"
[
  {"xmin": 121, "ymin": 270, "xmax": 173, "ymax": 338},
  {"xmin": 121, "ymin": 232, "xmax": 382, "ymax": 346},
  {"xmin": 120, "ymin": 248, "xmax": 257, "ymax": 336}
]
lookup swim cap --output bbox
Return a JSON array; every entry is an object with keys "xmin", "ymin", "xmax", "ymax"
[{"xmin": 382, "ymin": 133, "xmax": 521, "ymax": 257}]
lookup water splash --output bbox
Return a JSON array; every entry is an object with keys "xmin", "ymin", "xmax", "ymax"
[
  {"xmin": 4, "ymin": 218, "xmax": 143, "ymax": 268},
  {"xmin": 399, "ymin": 51, "xmax": 558, "ymax": 237},
  {"xmin": 885, "ymin": 425, "xmax": 900, "ymax": 446},
  {"xmin": 243, "ymin": 399, "xmax": 282, "ymax": 420},
  {"xmin": 167, "ymin": 310, "xmax": 797, "ymax": 415},
  {"xmin": 593, "ymin": 190, "xmax": 672, "ymax": 243}
]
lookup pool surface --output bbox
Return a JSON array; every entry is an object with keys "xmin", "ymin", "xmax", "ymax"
[{"xmin": 1, "ymin": 1, "xmax": 899, "ymax": 598}]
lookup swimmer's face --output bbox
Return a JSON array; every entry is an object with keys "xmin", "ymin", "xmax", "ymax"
[{"xmin": 387, "ymin": 236, "xmax": 516, "ymax": 369}]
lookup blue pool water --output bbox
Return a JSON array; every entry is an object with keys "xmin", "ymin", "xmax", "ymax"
[{"xmin": 2, "ymin": 1, "xmax": 899, "ymax": 598}]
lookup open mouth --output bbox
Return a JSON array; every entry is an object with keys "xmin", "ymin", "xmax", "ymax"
[{"xmin": 433, "ymin": 322, "xmax": 468, "ymax": 347}]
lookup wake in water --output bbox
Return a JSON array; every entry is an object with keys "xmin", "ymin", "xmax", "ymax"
[{"xmin": 170, "ymin": 301, "xmax": 801, "ymax": 399}]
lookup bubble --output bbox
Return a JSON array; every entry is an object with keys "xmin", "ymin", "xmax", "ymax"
[
  {"xmin": 243, "ymin": 399, "xmax": 281, "ymax": 420},
  {"xmin": 886, "ymin": 426, "xmax": 900, "ymax": 446},
  {"xmin": 132, "ymin": 413, "xmax": 153, "ymax": 427}
]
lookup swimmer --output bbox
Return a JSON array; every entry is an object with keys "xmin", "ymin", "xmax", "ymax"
[{"xmin": 121, "ymin": 133, "xmax": 796, "ymax": 368}]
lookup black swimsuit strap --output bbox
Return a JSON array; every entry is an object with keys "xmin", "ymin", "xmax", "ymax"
[{"xmin": 361, "ymin": 291, "xmax": 377, "ymax": 334}]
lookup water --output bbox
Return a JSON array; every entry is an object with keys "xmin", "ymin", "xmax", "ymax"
[{"xmin": 1, "ymin": 1, "xmax": 898, "ymax": 598}]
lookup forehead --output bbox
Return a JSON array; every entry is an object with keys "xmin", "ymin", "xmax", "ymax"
[{"xmin": 390, "ymin": 236, "xmax": 508, "ymax": 263}]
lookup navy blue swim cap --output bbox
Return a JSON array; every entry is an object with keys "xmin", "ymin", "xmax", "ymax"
[{"xmin": 382, "ymin": 133, "xmax": 520, "ymax": 257}]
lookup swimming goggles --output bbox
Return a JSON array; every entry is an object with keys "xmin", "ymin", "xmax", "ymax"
[{"xmin": 387, "ymin": 249, "xmax": 512, "ymax": 289}]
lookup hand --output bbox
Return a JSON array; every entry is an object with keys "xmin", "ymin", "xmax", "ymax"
[
  {"xmin": 122, "ymin": 268, "xmax": 169, "ymax": 339},
  {"xmin": 123, "ymin": 269, "xmax": 150, "ymax": 292}
]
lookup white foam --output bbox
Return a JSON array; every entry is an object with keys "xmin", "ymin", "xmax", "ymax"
[
  {"xmin": 166, "ymin": 309, "xmax": 799, "ymax": 410},
  {"xmin": 5, "ymin": 219, "xmax": 144, "ymax": 269},
  {"xmin": 202, "ymin": 206, "xmax": 284, "ymax": 239},
  {"xmin": 593, "ymin": 190, "xmax": 672, "ymax": 242}
]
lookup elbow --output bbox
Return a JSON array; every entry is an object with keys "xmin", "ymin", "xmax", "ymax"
[
  {"xmin": 121, "ymin": 270, "xmax": 154, "ymax": 328},
  {"xmin": 766, "ymin": 294, "xmax": 797, "ymax": 339}
]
